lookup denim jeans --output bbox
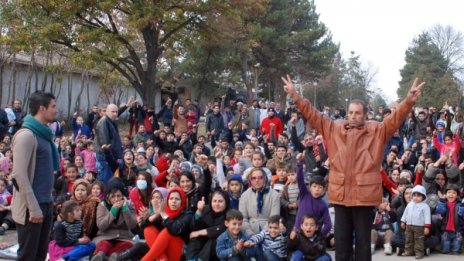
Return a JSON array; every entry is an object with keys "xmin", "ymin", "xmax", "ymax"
[
  {"xmin": 262, "ymin": 249, "xmax": 285, "ymax": 261},
  {"xmin": 441, "ymin": 231, "xmax": 463, "ymax": 254},
  {"xmin": 96, "ymin": 152, "xmax": 113, "ymax": 182},
  {"xmin": 62, "ymin": 243, "xmax": 96, "ymax": 261},
  {"xmin": 290, "ymin": 250, "xmax": 332, "ymax": 261}
]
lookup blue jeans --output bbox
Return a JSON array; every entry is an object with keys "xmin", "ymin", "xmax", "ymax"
[
  {"xmin": 62, "ymin": 243, "xmax": 96, "ymax": 261},
  {"xmin": 441, "ymin": 231, "xmax": 462, "ymax": 254},
  {"xmin": 96, "ymin": 152, "xmax": 113, "ymax": 182},
  {"xmin": 290, "ymin": 251, "xmax": 332, "ymax": 261},
  {"xmin": 263, "ymin": 249, "xmax": 285, "ymax": 261}
]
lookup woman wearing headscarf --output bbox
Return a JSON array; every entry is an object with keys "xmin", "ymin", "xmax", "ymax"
[
  {"xmin": 70, "ymin": 179, "xmax": 100, "ymax": 239},
  {"xmin": 239, "ymin": 167, "xmax": 280, "ymax": 236},
  {"xmin": 140, "ymin": 186, "xmax": 193, "ymax": 261},
  {"xmin": 186, "ymin": 190, "xmax": 230, "ymax": 261}
]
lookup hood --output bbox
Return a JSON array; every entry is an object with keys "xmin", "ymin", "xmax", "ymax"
[{"xmin": 412, "ymin": 185, "xmax": 426, "ymax": 200}]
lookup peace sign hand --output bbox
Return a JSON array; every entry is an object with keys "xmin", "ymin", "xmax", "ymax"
[
  {"xmin": 407, "ymin": 78, "xmax": 426, "ymax": 102},
  {"xmin": 281, "ymin": 75, "xmax": 296, "ymax": 95}
]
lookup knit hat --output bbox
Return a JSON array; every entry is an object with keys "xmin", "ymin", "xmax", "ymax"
[
  {"xmin": 268, "ymin": 108, "xmax": 276, "ymax": 113},
  {"xmin": 412, "ymin": 185, "xmax": 427, "ymax": 201},
  {"xmin": 179, "ymin": 161, "xmax": 192, "ymax": 171},
  {"xmin": 228, "ymin": 174, "xmax": 243, "ymax": 184},
  {"xmin": 191, "ymin": 164, "xmax": 204, "ymax": 177},
  {"xmin": 436, "ymin": 121, "xmax": 446, "ymax": 129}
]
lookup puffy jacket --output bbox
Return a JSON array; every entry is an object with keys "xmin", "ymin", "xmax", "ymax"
[
  {"xmin": 292, "ymin": 93, "xmax": 415, "ymax": 206},
  {"xmin": 435, "ymin": 199, "xmax": 464, "ymax": 231}
]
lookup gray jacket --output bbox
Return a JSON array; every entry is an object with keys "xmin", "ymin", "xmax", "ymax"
[{"xmin": 239, "ymin": 187, "xmax": 280, "ymax": 236}]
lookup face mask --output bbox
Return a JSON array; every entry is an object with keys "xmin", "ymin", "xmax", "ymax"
[{"xmin": 136, "ymin": 180, "xmax": 148, "ymax": 190}]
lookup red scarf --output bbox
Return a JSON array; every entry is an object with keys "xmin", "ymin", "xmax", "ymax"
[{"xmin": 165, "ymin": 187, "xmax": 187, "ymax": 219}]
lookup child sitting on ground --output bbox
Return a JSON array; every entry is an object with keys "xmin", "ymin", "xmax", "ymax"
[
  {"xmin": 271, "ymin": 163, "xmax": 288, "ymax": 193},
  {"xmin": 244, "ymin": 215, "xmax": 287, "ymax": 260},
  {"xmin": 288, "ymin": 214, "xmax": 331, "ymax": 261},
  {"xmin": 0, "ymin": 177, "xmax": 12, "ymax": 235},
  {"xmin": 400, "ymin": 185, "xmax": 431, "ymax": 259},
  {"xmin": 48, "ymin": 200, "xmax": 95, "ymax": 261},
  {"xmin": 294, "ymin": 152, "xmax": 331, "ymax": 236},
  {"xmin": 371, "ymin": 198, "xmax": 396, "ymax": 255},
  {"xmin": 216, "ymin": 209, "xmax": 256, "ymax": 261},
  {"xmin": 280, "ymin": 168, "xmax": 299, "ymax": 231}
]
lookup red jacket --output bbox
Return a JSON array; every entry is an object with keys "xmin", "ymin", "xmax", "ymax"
[{"xmin": 260, "ymin": 117, "xmax": 284, "ymax": 138}]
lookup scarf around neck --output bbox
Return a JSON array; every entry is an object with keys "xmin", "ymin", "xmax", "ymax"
[{"xmin": 22, "ymin": 114, "xmax": 60, "ymax": 171}]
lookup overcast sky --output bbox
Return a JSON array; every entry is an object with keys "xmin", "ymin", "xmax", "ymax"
[{"xmin": 313, "ymin": 0, "xmax": 464, "ymax": 102}]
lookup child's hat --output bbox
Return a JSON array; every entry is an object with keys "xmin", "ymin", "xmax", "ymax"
[
  {"xmin": 436, "ymin": 121, "xmax": 446, "ymax": 128},
  {"xmin": 228, "ymin": 174, "xmax": 243, "ymax": 184},
  {"xmin": 412, "ymin": 185, "xmax": 427, "ymax": 199}
]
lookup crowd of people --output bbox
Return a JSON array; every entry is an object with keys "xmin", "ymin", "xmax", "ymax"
[{"xmin": 0, "ymin": 79, "xmax": 463, "ymax": 261}]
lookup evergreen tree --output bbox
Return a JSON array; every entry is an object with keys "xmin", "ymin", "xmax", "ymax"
[{"xmin": 397, "ymin": 33, "xmax": 460, "ymax": 108}]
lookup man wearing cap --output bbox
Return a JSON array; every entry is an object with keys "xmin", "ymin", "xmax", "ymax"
[
  {"xmin": 260, "ymin": 108, "xmax": 284, "ymax": 139},
  {"xmin": 283, "ymin": 75, "xmax": 425, "ymax": 261}
]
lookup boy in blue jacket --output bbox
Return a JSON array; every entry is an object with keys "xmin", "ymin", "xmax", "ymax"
[
  {"xmin": 435, "ymin": 184, "xmax": 464, "ymax": 254},
  {"xmin": 216, "ymin": 209, "xmax": 256, "ymax": 261}
]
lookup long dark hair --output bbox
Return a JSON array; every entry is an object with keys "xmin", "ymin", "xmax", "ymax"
[{"xmin": 137, "ymin": 171, "xmax": 154, "ymax": 206}]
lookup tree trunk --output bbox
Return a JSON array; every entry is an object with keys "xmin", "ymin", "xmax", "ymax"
[{"xmin": 239, "ymin": 52, "xmax": 253, "ymax": 105}]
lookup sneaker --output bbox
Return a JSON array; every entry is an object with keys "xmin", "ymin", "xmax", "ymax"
[
  {"xmin": 425, "ymin": 248, "xmax": 430, "ymax": 256},
  {"xmin": 371, "ymin": 244, "xmax": 375, "ymax": 255},
  {"xmin": 415, "ymin": 254, "xmax": 424, "ymax": 259},
  {"xmin": 384, "ymin": 243, "xmax": 392, "ymax": 255},
  {"xmin": 0, "ymin": 227, "xmax": 5, "ymax": 236},
  {"xmin": 397, "ymin": 248, "xmax": 404, "ymax": 256}
]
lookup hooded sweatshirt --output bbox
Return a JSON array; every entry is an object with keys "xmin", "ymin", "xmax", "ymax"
[{"xmin": 400, "ymin": 185, "xmax": 431, "ymax": 227}]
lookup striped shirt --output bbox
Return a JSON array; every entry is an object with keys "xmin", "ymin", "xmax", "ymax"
[{"xmin": 249, "ymin": 230, "xmax": 287, "ymax": 258}]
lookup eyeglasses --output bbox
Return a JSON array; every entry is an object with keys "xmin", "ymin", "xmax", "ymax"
[{"xmin": 250, "ymin": 176, "xmax": 264, "ymax": 181}]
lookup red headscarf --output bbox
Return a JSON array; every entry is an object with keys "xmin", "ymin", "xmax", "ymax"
[{"xmin": 165, "ymin": 186, "xmax": 187, "ymax": 219}]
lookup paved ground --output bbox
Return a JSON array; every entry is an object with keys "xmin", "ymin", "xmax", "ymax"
[{"xmin": 1, "ymin": 229, "xmax": 463, "ymax": 260}]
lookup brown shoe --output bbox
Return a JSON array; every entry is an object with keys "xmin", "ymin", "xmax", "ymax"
[{"xmin": 402, "ymin": 251, "xmax": 413, "ymax": 257}]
